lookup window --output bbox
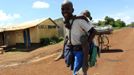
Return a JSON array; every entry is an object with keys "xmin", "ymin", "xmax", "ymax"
[
  {"xmin": 38, "ymin": 25, "xmax": 48, "ymax": 29},
  {"xmin": 38, "ymin": 25, "xmax": 56, "ymax": 29},
  {"xmin": 48, "ymin": 25, "xmax": 56, "ymax": 29}
]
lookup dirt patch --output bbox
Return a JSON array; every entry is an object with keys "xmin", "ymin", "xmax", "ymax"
[
  {"xmin": 0, "ymin": 42, "xmax": 63, "ymax": 67},
  {"xmin": 0, "ymin": 28, "xmax": 134, "ymax": 75}
]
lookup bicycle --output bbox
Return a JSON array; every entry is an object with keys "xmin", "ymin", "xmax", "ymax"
[{"xmin": 96, "ymin": 30, "xmax": 111, "ymax": 57}]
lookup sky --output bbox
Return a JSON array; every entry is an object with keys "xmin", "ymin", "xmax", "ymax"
[{"xmin": 0, "ymin": 0, "xmax": 134, "ymax": 27}]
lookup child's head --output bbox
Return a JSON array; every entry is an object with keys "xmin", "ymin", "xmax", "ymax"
[{"xmin": 81, "ymin": 10, "xmax": 92, "ymax": 20}]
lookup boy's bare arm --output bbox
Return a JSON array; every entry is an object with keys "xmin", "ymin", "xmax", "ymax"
[{"xmin": 88, "ymin": 27, "xmax": 97, "ymax": 44}]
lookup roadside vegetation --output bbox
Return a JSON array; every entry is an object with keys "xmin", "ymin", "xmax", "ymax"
[
  {"xmin": 93, "ymin": 16, "xmax": 134, "ymax": 28},
  {"xmin": 40, "ymin": 36, "xmax": 64, "ymax": 46}
]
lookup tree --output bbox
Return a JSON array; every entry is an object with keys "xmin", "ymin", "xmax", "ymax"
[
  {"xmin": 104, "ymin": 16, "xmax": 115, "ymax": 26},
  {"xmin": 114, "ymin": 19, "xmax": 126, "ymax": 27},
  {"xmin": 127, "ymin": 22, "xmax": 134, "ymax": 27},
  {"xmin": 98, "ymin": 20, "xmax": 105, "ymax": 26},
  {"xmin": 95, "ymin": 16, "xmax": 126, "ymax": 28}
]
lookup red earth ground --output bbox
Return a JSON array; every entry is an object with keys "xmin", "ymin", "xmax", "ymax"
[{"xmin": 0, "ymin": 27, "xmax": 134, "ymax": 75}]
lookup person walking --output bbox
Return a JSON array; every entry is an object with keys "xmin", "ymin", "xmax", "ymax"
[{"xmin": 60, "ymin": 1, "xmax": 97, "ymax": 75}]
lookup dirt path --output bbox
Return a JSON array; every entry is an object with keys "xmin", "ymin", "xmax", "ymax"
[{"xmin": 0, "ymin": 27, "xmax": 134, "ymax": 75}]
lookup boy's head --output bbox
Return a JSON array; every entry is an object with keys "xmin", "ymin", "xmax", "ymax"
[
  {"xmin": 61, "ymin": 1, "xmax": 74, "ymax": 20},
  {"xmin": 81, "ymin": 10, "xmax": 92, "ymax": 20}
]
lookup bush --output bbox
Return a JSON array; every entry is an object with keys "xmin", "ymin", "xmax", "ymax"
[
  {"xmin": 58, "ymin": 37, "xmax": 64, "ymax": 42},
  {"xmin": 51, "ymin": 36, "xmax": 59, "ymax": 43},
  {"xmin": 40, "ymin": 36, "xmax": 63, "ymax": 46},
  {"xmin": 40, "ymin": 38, "xmax": 50, "ymax": 46}
]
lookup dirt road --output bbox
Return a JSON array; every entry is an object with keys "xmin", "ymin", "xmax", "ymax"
[{"xmin": 0, "ymin": 27, "xmax": 134, "ymax": 75}]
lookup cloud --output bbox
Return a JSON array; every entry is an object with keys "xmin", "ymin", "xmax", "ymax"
[
  {"xmin": 13, "ymin": 14, "xmax": 21, "ymax": 19},
  {"xmin": 93, "ymin": 10, "xmax": 134, "ymax": 24},
  {"xmin": 0, "ymin": 10, "xmax": 21, "ymax": 21},
  {"xmin": 93, "ymin": 18, "xmax": 104, "ymax": 23},
  {"xmin": 109, "ymin": 11, "xmax": 134, "ymax": 24},
  {"xmin": 32, "ymin": 1, "xmax": 50, "ymax": 9}
]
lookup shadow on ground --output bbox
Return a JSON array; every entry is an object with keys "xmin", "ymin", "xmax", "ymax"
[
  {"xmin": 5, "ymin": 44, "xmax": 44, "ymax": 52},
  {"xmin": 101, "ymin": 49, "xmax": 124, "ymax": 53}
]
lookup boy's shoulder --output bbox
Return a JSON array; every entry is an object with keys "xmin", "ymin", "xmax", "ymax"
[{"xmin": 74, "ymin": 15, "xmax": 89, "ymax": 23}]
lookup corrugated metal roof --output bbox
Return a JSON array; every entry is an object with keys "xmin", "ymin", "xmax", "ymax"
[{"xmin": 5, "ymin": 18, "xmax": 48, "ymax": 31}]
